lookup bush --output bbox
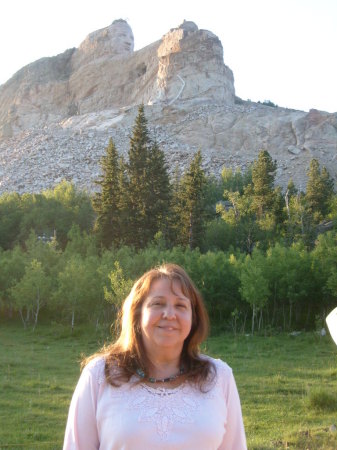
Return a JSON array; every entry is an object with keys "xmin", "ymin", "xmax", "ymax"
[{"xmin": 307, "ymin": 388, "xmax": 337, "ymax": 412}]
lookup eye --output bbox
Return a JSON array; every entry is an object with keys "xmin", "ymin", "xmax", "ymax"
[
  {"xmin": 177, "ymin": 303, "xmax": 187, "ymax": 309},
  {"xmin": 150, "ymin": 301, "xmax": 163, "ymax": 307}
]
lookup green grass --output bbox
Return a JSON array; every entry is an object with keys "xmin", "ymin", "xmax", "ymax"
[
  {"xmin": 208, "ymin": 332, "xmax": 337, "ymax": 449},
  {"xmin": 0, "ymin": 322, "xmax": 337, "ymax": 449}
]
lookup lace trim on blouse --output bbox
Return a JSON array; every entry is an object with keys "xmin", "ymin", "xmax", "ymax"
[{"xmin": 89, "ymin": 356, "xmax": 225, "ymax": 441}]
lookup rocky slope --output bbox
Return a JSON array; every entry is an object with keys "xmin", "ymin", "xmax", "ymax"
[{"xmin": 0, "ymin": 19, "xmax": 336, "ymax": 194}]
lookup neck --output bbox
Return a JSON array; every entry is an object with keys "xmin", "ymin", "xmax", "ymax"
[{"xmin": 145, "ymin": 347, "xmax": 183, "ymax": 378}]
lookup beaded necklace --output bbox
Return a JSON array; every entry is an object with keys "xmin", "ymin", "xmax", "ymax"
[{"xmin": 136, "ymin": 366, "xmax": 185, "ymax": 383}]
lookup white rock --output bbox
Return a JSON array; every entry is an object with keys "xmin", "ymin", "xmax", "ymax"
[{"xmin": 288, "ymin": 145, "xmax": 302, "ymax": 155}]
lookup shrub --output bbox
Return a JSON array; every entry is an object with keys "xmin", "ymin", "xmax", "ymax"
[{"xmin": 307, "ymin": 388, "xmax": 337, "ymax": 412}]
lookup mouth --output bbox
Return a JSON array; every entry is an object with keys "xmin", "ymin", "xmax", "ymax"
[{"xmin": 158, "ymin": 326, "xmax": 177, "ymax": 331}]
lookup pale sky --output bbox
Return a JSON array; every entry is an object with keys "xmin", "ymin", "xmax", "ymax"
[{"xmin": 1, "ymin": 0, "xmax": 336, "ymax": 113}]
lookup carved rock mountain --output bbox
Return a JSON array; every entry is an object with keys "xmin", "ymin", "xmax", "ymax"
[{"xmin": 0, "ymin": 19, "xmax": 336, "ymax": 194}]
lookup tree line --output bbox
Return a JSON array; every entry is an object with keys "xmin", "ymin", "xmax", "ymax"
[{"xmin": 0, "ymin": 105, "xmax": 336, "ymax": 333}]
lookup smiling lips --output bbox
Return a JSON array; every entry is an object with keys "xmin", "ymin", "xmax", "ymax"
[{"xmin": 158, "ymin": 325, "xmax": 178, "ymax": 331}]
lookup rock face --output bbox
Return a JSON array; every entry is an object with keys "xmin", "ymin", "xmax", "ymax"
[
  {"xmin": 0, "ymin": 19, "xmax": 336, "ymax": 194},
  {"xmin": 72, "ymin": 19, "xmax": 134, "ymax": 68},
  {"xmin": 0, "ymin": 19, "xmax": 233, "ymax": 138},
  {"xmin": 153, "ymin": 20, "xmax": 234, "ymax": 105}
]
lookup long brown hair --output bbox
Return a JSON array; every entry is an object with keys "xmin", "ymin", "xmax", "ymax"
[{"xmin": 85, "ymin": 263, "xmax": 214, "ymax": 388}]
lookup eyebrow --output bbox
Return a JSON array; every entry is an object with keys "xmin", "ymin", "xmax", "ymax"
[{"xmin": 149, "ymin": 295, "xmax": 190, "ymax": 302}]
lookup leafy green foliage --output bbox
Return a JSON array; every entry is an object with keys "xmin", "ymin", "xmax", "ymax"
[
  {"xmin": 0, "ymin": 181, "xmax": 94, "ymax": 250},
  {"xmin": 52, "ymin": 254, "xmax": 101, "ymax": 331},
  {"xmin": 104, "ymin": 261, "xmax": 133, "ymax": 312},
  {"xmin": 218, "ymin": 150, "xmax": 287, "ymax": 253},
  {"xmin": 11, "ymin": 259, "xmax": 52, "ymax": 330},
  {"xmin": 0, "ymin": 193, "xmax": 23, "ymax": 249},
  {"xmin": 240, "ymin": 250, "xmax": 270, "ymax": 333},
  {"xmin": 202, "ymin": 218, "xmax": 235, "ymax": 252},
  {"xmin": 221, "ymin": 165, "xmax": 252, "ymax": 196},
  {"xmin": 0, "ymin": 114, "xmax": 336, "ymax": 334}
]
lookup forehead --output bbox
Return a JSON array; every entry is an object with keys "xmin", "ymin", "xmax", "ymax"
[{"xmin": 147, "ymin": 277, "xmax": 188, "ymax": 297}]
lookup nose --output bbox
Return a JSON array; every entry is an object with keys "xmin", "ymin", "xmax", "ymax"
[{"xmin": 162, "ymin": 305, "xmax": 176, "ymax": 319}]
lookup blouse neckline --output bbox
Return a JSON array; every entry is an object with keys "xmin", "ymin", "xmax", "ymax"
[{"xmin": 139, "ymin": 380, "xmax": 187, "ymax": 395}]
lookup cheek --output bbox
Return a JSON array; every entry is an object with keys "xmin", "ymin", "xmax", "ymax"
[
  {"xmin": 183, "ymin": 310, "xmax": 193, "ymax": 330},
  {"xmin": 140, "ymin": 308, "xmax": 158, "ymax": 330},
  {"xmin": 140, "ymin": 308, "xmax": 149, "ymax": 330},
  {"xmin": 186, "ymin": 309, "xmax": 194, "ymax": 332}
]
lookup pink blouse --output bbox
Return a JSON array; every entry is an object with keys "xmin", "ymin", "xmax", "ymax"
[{"xmin": 63, "ymin": 356, "xmax": 247, "ymax": 450}]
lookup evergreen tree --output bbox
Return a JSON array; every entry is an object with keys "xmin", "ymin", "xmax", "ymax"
[
  {"xmin": 306, "ymin": 159, "xmax": 334, "ymax": 222},
  {"xmin": 251, "ymin": 150, "xmax": 277, "ymax": 219},
  {"xmin": 251, "ymin": 150, "xmax": 286, "ymax": 244},
  {"xmin": 116, "ymin": 156, "xmax": 130, "ymax": 245},
  {"xmin": 125, "ymin": 105, "xmax": 152, "ymax": 247},
  {"xmin": 167, "ymin": 166, "xmax": 183, "ymax": 246},
  {"xmin": 125, "ymin": 105, "xmax": 171, "ymax": 248},
  {"xmin": 93, "ymin": 138, "xmax": 122, "ymax": 248},
  {"xmin": 173, "ymin": 151, "xmax": 207, "ymax": 249},
  {"xmin": 221, "ymin": 164, "xmax": 252, "ymax": 195},
  {"xmin": 219, "ymin": 151, "xmax": 284, "ymax": 253},
  {"xmin": 146, "ymin": 141, "xmax": 171, "ymax": 242},
  {"xmin": 284, "ymin": 179, "xmax": 298, "ymax": 222},
  {"xmin": 320, "ymin": 166, "xmax": 334, "ymax": 216},
  {"xmin": 286, "ymin": 179, "xmax": 298, "ymax": 198}
]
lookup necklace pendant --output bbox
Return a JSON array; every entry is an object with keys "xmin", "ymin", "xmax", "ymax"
[
  {"xmin": 136, "ymin": 368, "xmax": 145, "ymax": 378},
  {"xmin": 137, "ymin": 366, "xmax": 185, "ymax": 383}
]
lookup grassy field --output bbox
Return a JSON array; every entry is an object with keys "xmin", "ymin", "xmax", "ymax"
[{"xmin": 0, "ymin": 322, "xmax": 337, "ymax": 449}]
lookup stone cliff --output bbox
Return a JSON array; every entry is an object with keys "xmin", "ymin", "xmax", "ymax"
[
  {"xmin": 0, "ymin": 19, "xmax": 233, "ymax": 138},
  {"xmin": 0, "ymin": 19, "xmax": 336, "ymax": 194}
]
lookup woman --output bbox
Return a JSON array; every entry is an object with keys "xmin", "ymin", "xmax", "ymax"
[{"xmin": 63, "ymin": 263, "xmax": 247, "ymax": 449}]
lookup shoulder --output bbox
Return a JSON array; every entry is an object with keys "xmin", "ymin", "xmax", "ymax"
[
  {"xmin": 201, "ymin": 354, "xmax": 233, "ymax": 379},
  {"xmin": 200, "ymin": 354, "xmax": 234, "ymax": 394},
  {"xmin": 82, "ymin": 356, "xmax": 106, "ymax": 385}
]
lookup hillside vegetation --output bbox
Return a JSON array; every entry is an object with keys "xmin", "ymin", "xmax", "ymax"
[{"xmin": 1, "ymin": 106, "xmax": 337, "ymax": 333}]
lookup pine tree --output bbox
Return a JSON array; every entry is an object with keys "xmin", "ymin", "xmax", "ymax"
[
  {"xmin": 146, "ymin": 141, "xmax": 171, "ymax": 241},
  {"xmin": 168, "ymin": 166, "xmax": 183, "ymax": 246},
  {"xmin": 173, "ymin": 151, "xmax": 207, "ymax": 249},
  {"xmin": 219, "ymin": 151, "xmax": 284, "ymax": 252},
  {"xmin": 251, "ymin": 150, "xmax": 277, "ymax": 219},
  {"xmin": 306, "ymin": 159, "xmax": 334, "ymax": 221},
  {"xmin": 115, "ymin": 156, "xmax": 130, "ymax": 245},
  {"xmin": 125, "ymin": 104, "xmax": 152, "ymax": 247},
  {"xmin": 286, "ymin": 179, "xmax": 298, "ymax": 198},
  {"xmin": 93, "ymin": 138, "xmax": 121, "ymax": 248},
  {"xmin": 320, "ymin": 166, "xmax": 334, "ymax": 216},
  {"xmin": 125, "ymin": 105, "xmax": 171, "ymax": 248}
]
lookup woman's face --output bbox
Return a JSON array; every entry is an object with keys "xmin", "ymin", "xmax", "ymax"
[{"xmin": 140, "ymin": 278, "xmax": 193, "ymax": 356}]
